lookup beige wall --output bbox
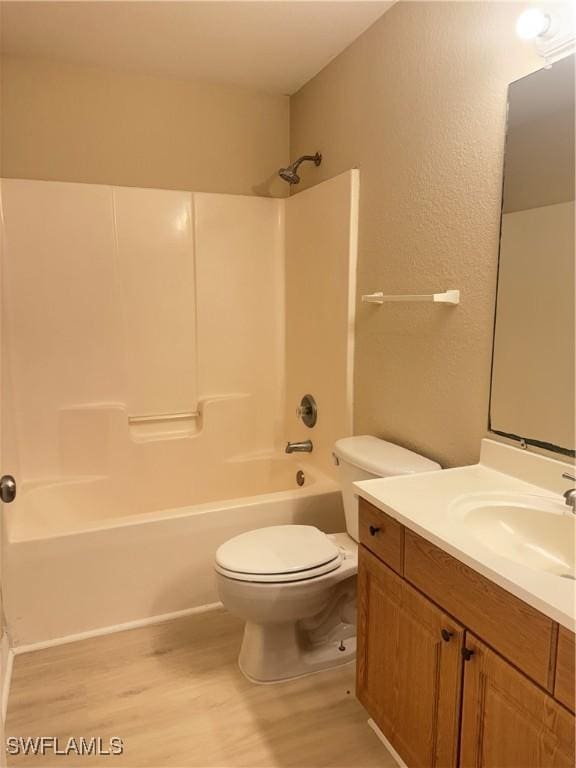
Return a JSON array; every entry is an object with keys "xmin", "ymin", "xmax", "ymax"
[
  {"xmin": 290, "ymin": 1, "xmax": 542, "ymax": 467},
  {"xmin": 0, "ymin": 55, "xmax": 289, "ymax": 198}
]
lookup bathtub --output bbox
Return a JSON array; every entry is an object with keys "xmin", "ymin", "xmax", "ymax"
[{"xmin": 4, "ymin": 459, "xmax": 344, "ymax": 648}]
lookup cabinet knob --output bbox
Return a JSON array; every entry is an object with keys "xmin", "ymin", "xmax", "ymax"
[
  {"xmin": 441, "ymin": 629, "xmax": 454, "ymax": 642},
  {"xmin": 369, "ymin": 525, "xmax": 381, "ymax": 536},
  {"xmin": 462, "ymin": 647, "xmax": 475, "ymax": 661}
]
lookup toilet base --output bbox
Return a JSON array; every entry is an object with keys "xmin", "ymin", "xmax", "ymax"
[{"xmin": 238, "ymin": 620, "xmax": 357, "ymax": 683}]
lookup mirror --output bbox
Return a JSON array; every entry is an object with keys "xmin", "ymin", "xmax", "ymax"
[{"xmin": 490, "ymin": 54, "xmax": 575, "ymax": 457}]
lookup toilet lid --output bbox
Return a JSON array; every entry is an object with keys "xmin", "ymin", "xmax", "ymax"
[{"xmin": 215, "ymin": 525, "xmax": 340, "ymax": 577}]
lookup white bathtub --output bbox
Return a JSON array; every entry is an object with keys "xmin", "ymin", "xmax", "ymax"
[{"xmin": 5, "ymin": 459, "xmax": 344, "ymax": 648}]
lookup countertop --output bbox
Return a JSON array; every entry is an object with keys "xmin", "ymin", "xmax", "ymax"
[{"xmin": 354, "ymin": 447, "xmax": 575, "ymax": 632}]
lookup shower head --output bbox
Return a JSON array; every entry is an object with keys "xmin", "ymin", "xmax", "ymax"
[
  {"xmin": 279, "ymin": 167, "xmax": 300, "ymax": 184},
  {"xmin": 278, "ymin": 152, "xmax": 322, "ymax": 185}
]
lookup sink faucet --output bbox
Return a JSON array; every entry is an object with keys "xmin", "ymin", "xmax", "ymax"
[
  {"xmin": 561, "ymin": 472, "xmax": 576, "ymax": 512},
  {"xmin": 285, "ymin": 440, "xmax": 313, "ymax": 454}
]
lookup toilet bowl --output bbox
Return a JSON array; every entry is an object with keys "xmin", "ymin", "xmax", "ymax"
[
  {"xmin": 215, "ymin": 436, "xmax": 440, "ymax": 683},
  {"xmin": 216, "ymin": 529, "xmax": 357, "ymax": 682}
]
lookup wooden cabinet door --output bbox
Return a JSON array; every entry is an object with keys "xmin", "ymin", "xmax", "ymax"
[
  {"xmin": 461, "ymin": 635, "xmax": 576, "ymax": 768},
  {"xmin": 357, "ymin": 545, "xmax": 464, "ymax": 768},
  {"xmin": 555, "ymin": 627, "xmax": 575, "ymax": 713}
]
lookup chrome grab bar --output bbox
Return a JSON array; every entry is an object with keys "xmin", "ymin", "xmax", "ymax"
[{"xmin": 128, "ymin": 411, "xmax": 199, "ymax": 425}]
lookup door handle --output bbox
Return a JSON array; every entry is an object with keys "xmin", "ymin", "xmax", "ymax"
[{"xmin": 0, "ymin": 475, "xmax": 16, "ymax": 504}]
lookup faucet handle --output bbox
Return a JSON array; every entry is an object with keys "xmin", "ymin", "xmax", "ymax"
[
  {"xmin": 562, "ymin": 472, "xmax": 576, "ymax": 482},
  {"xmin": 296, "ymin": 395, "xmax": 317, "ymax": 428}
]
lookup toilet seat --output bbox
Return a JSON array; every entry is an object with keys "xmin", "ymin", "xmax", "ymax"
[{"xmin": 215, "ymin": 525, "xmax": 343, "ymax": 583}]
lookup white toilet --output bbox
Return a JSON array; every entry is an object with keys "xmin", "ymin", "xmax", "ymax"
[{"xmin": 215, "ymin": 436, "xmax": 440, "ymax": 683}]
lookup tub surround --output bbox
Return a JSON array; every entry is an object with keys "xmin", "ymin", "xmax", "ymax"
[
  {"xmin": 1, "ymin": 181, "xmax": 285, "ymax": 485},
  {"xmin": 1, "ymin": 173, "xmax": 358, "ymax": 501},
  {"xmin": 283, "ymin": 172, "xmax": 359, "ymax": 471},
  {"xmin": 355, "ymin": 439, "xmax": 575, "ymax": 630},
  {"xmin": 1, "ymin": 172, "xmax": 359, "ymax": 648}
]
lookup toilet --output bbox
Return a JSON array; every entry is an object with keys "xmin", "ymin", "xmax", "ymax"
[{"xmin": 215, "ymin": 436, "xmax": 440, "ymax": 683}]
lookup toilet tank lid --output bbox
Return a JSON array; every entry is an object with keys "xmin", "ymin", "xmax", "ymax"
[{"xmin": 334, "ymin": 436, "xmax": 441, "ymax": 476}]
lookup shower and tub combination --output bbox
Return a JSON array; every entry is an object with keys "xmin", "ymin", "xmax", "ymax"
[{"xmin": 0, "ymin": 166, "xmax": 360, "ymax": 648}]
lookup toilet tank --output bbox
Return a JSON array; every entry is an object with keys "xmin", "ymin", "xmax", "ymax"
[{"xmin": 333, "ymin": 436, "xmax": 441, "ymax": 542}]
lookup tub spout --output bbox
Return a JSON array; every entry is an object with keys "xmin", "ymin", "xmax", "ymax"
[{"xmin": 285, "ymin": 440, "xmax": 313, "ymax": 454}]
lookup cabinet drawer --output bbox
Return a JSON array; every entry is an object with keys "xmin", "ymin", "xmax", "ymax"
[
  {"xmin": 404, "ymin": 530, "xmax": 556, "ymax": 689},
  {"xmin": 359, "ymin": 498, "xmax": 404, "ymax": 574},
  {"xmin": 555, "ymin": 627, "xmax": 575, "ymax": 712}
]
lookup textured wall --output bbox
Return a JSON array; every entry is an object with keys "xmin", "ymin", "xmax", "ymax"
[
  {"xmin": 0, "ymin": 55, "xmax": 289, "ymax": 198},
  {"xmin": 290, "ymin": 1, "xmax": 542, "ymax": 467}
]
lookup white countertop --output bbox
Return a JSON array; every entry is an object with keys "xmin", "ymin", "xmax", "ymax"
[{"xmin": 354, "ymin": 440, "xmax": 575, "ymax": 632}]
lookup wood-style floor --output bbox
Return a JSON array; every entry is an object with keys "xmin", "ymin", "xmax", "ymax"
[{"xmin": 7, "ymin": 608, "xmax": 396, "ymax": 768}]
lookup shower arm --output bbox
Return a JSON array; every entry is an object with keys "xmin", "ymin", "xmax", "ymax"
[{"xmin": 292, "ymin": 155, "xmax": 319, "ymax": 169}]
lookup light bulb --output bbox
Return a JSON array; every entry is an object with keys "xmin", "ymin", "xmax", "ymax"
[{"xmin": 516, "ymin": 8, "xmax": 551, "ymax": 40}]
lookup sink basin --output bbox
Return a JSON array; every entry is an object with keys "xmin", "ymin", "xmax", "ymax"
[{"xmin": 449, "ymin": 493, "xmax": 575, "ymax": 578}]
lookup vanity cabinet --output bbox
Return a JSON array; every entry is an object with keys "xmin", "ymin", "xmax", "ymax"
[
  {"xmin": 357, "ymin": 547, "xmax": 464, "ymax": 767},
  {"xmin": 403, "ymin": 528, "xmax": 556, "ymax": 689},
  {"xmin": 555, "ymin": 627, "xmax": 575, "ymax": 713},
  {"xmin": 460, "ymin": 636, "xmax": 575, "ymax": 768},
  {"xmin": 357, "ymin": 499, "xmax": 576, "ymax": 768}
]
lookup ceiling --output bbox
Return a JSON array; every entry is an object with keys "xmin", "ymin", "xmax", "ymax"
[{"xmin": 0, "ymin": 1, "xmax": 394, "ymax": 95}]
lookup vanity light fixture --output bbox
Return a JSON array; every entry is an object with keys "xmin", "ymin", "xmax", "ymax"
[
  {"xmin": 516, "ymin": 6, "xmax": 575, "ymax": 64},
  {"xmin": 516, "ymin": 8, "xmax": 552, "ymax": 40}
]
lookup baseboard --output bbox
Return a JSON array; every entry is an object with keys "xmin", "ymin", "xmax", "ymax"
[
  {"xmin": 13, "ymin": 602, "xmax": 223, "ymax": 656},
  {"xmin": 367, "ymin": 719, "xmax": 407, "ymax": 768}
]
